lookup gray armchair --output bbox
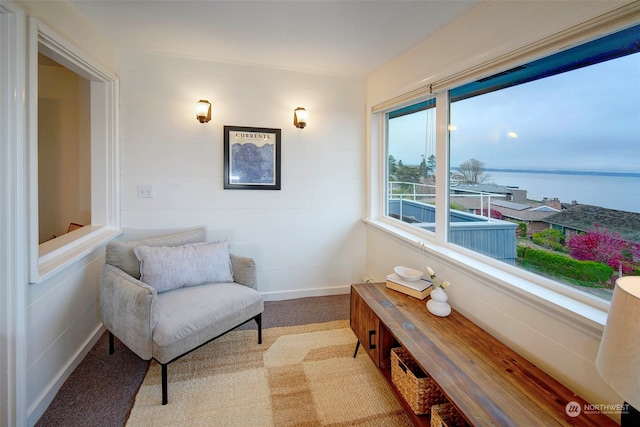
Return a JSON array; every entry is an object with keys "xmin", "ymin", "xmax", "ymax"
[{"xmin": 100, "ymin": 227, "xmax": 263, "ymax": 404}]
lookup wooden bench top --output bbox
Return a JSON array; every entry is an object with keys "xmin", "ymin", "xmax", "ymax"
[{"xmin": 352, "ymin": 283, "xmax": 616, "ymax": 427}]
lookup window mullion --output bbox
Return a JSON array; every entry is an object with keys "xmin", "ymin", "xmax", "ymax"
[{"xmin": 435, "ymin": 90, "xmax": 450, "ymax": 242}]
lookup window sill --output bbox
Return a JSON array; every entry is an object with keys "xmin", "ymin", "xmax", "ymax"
[
  {"xmin": 364, "ymin": 217, "xmax": 609, "ymax": 339},
  {"xmin": 35, "ymin": 226, "xmax": 122, "ymax": 283}
]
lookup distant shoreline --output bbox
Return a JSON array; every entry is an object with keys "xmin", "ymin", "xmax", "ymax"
[{"xmin": 482, "ymin": 168, "xmax": 640, "ymax": 178}]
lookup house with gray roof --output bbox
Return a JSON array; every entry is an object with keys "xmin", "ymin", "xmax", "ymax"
[
  {"xmin": 545, "ymin": 204, "xmax": 640, "ymax": 244},
  {"xmin": 450, "ymin": 184, "xmax": 563, "ymax": 236}
]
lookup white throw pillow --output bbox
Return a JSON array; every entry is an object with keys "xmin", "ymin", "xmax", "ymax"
[{"xmin": 134, "ymin": 241, "xmax": 234, "ymax": 293}]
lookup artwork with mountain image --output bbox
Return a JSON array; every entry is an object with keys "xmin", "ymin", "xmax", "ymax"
[{"xmin": 224, "ymin": 126, "xmax": 281, "ymax": 190}]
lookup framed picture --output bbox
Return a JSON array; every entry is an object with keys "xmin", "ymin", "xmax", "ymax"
[{"xmin": 223, "ymin": 126, "xmax": 281, "ymax": 190}]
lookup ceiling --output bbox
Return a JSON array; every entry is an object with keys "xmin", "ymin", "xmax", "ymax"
[{"xmin": 68, "ymin": 0, "xmax": 482, "ymax": 77}]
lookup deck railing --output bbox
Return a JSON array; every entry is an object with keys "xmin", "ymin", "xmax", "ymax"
[
  {"xmin": 387, "ymin": 182, "xmax": 516, "ymax": 263},
  {"xmin": 388, "ymin": 181, "xmax": 507, "ymax": 220}
]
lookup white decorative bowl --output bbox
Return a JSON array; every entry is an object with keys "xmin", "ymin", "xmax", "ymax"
[{"xmin": 394, "ymin": 266, "xmax": 424, "ymax": 282}]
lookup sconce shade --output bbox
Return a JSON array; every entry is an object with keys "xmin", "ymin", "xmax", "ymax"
[
  {"xmin": 196, "ymin": 100, "xmax": 211, "ymax": 123},
  {"xmin": 293, "ymin": 107, "xmax": 308, "ymax": 129},
  {"xmin": 596, "ymin": 276, "xmax": 640, "ymax": 409}
]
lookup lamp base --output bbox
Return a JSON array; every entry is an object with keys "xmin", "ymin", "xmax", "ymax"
[{"xmin": 622, "ymin": 402, "xmax": 640, "ymax": 427}]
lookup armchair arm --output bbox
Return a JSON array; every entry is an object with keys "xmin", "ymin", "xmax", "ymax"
[
  {"xmin": 100, "ymin": 264, "xmax": 158, "ymax": 360},
  {"xmin": 230, "ymin": 254, "xmax": 257, "ymax": 290}
]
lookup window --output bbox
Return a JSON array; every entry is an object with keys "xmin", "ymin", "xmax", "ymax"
[
  {"xmin": 384, "ymin": 23, "xmax": 640, "ymax": 302},
  {"xmin": 386, "ymin": 99, "xmax": 437, "ymax": 231},
  {"xmin": 37, "ymin": 52, "xmax": 91, "ymax": 244},
  {"xmin": 30, "ymin": 19, "xmax": 121, "ymax": 283}
]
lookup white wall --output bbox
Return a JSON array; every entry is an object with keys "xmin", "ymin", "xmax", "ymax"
[
  {"xmin": 26, "ymin": 251, "xmax": 106, "ymax": 425},
  {"xmin": 16, "ymin": 0, "xmax": 115, "ymax": 72},
  {"xmin": 8, "ymin": 1, "xmax": 117, "ymax": 425},
  {"xmin": 365, "ymin": 1, "xmax": 633, "ymax": 421},
  {"xmin": 368, "ymin": 1, "xmax": 631, "ymax": 106},
  {"xmin": 117, "ymin": 51, "xmax": 367, "ymax": 300}
]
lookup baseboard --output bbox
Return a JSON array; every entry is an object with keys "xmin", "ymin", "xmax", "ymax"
[
  {"xmin": 27, "ymin": 323, "xmax": 105, "ymax": 427},
  {"xmin": 261, "ymin": 285, "xmax": 350, "ymax": 301}
]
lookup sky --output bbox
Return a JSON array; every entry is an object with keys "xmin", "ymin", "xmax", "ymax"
[{"xmin": 389, "ymin": 52, "xmax": 640, "ymax": 174}]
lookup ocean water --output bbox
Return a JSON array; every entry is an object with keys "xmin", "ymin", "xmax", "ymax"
[{"xmin": 485, "ymin": 170, "xmax": 640, "ymax": 213}]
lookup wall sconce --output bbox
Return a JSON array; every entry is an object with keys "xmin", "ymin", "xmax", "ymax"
[
  {"xmin": 196, "ymin": 100, "xmax": 211, "ymax": 123},
  {"xmin": 293, "ymin": 107, "xmax": 308, "ymax": 129}
]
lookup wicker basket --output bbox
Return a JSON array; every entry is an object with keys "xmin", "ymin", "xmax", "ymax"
[
  {"xmin": 390, "ymin": 347, "xmax": 447, "ymax": 415},
  {"xmin": 431, "ymin": 403, "xmax": 469, "ymax": 427}
]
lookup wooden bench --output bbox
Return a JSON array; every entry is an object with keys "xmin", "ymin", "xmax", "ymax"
[{"xmin": 350, "ymin": 283, "xmax": 617, "ymax": 426}]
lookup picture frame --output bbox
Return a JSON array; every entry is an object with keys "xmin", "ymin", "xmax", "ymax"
[{"xmin": 223, "ymin": 125, "xmax": 281, "ymax": 190}]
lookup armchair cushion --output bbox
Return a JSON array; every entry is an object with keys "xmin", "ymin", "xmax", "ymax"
[
  {"xmin": 134, "ymin": 241, "xmax": 233, "ymax": 293},
  {"xmin": 152, "ymin": 282, "xmax": 263, "ymax": 363}
]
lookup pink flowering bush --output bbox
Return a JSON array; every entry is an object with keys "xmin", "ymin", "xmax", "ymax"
[{"xmin": 567, "ymin": 225, "xmax": 640, "ymax": 275}]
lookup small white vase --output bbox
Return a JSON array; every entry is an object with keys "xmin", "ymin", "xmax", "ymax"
[{"xmin": 427, "ymin": 287, "xmax": 451, "ymax": 317}]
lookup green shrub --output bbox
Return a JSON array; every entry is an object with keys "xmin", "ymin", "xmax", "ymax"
[
  {"xmin": 517, "ymin": 222, "xmax": 527, "ymax": 237},
  {"xmin": 522, "ymin": 248, "xmax": 613, "ymax": 283},
  {"xmin": 531, "ymin": 228, "xmax": 567, "ymax": 253},
  {"xmin": 450, "ymin": 202, "xmax": 466, "ymax": 211},
  {"xmin": 517, "ymin": 245, "xmax": 527, "ymax": 258}
]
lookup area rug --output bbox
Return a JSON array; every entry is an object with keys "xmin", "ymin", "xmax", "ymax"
[{"xmin": 126, "ymin": 320, "xmax": 411, "ymax": 426}]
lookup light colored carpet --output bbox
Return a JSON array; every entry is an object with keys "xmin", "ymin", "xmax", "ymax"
[{"xmin": 126, "ymin": 320, "xmax": 412, "ymax": 426}]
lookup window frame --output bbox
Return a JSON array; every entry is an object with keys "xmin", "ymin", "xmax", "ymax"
[
  {"xmin": 369, "ymin": 9, "xmax": 640, "ymax": 330},
  {"xmin": 384, "ymin": 97, "xmax": 438, "ymax": 227},
  {"xmin": 28, "ymin": 19, "xmax": 121, "ymax": 283}
]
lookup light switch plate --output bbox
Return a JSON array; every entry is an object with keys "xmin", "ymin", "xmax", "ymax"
[{"xmin": 137, "ymin": 184, "xmax": 154, "ymax": 198}]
